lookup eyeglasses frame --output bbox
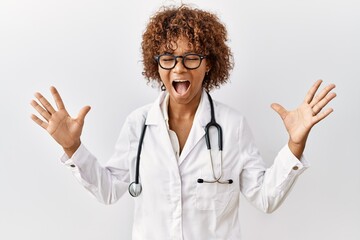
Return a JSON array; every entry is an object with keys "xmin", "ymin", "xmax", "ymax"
[{"xmin": 154, "ymin": 53, "xmax": 207, "ymax": 70}]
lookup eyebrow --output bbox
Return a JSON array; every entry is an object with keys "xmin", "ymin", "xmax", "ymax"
[{"xmin": 163, "ymin": 51, "xmax": 196, "ymax": 55}]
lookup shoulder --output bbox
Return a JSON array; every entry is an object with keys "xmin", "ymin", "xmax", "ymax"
[
  {"xmin": 119, "ymin": 104, "xmax": 153, "ymax": 142},
  {"xmin": 212, "ymin": 99, "xmax": 252, "ymax": 139},
  {"xmin": 212, "ymin": 99, "xmax": 255, "ymax": 147},
  {"xmin": 126, "ymin": 91, "xmax": 165, "ymax": 125},
  {"xmin": 213, "ymin": 99, "xmax": 245, "ymax": 124},
  {"xmin": 125, "ymin": 104, "xmax": 152, "ymax": 126}
]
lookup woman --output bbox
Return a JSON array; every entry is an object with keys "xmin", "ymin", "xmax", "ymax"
[{"xmin": 30, "ymin": 5, "xmax": 336, "ymax": 240}]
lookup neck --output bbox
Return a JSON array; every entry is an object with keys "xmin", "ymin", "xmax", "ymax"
[{"xmin": 168, "ymin": 93, "xmax": 201, "ymax": 120}]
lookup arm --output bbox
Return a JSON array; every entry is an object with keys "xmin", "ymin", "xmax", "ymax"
[
  {"xmin": 31, "ymin": 86, "xmax": 129, "ymax": 204},
  {"xmin": 271, "ymin": 80, "xmax": 336, "ymax": 159},
  {"xmin": 240, "ymin": 80, "xmax": 335, "ymax": 212},
  {"xmin": 239, "ymin": 118, "xmax": 309, "ymax": 213}
]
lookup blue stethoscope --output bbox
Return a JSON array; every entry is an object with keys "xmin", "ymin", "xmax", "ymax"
[{"xmin": 128, "ymin": 92, "xmax": 233, "ymax": 197}]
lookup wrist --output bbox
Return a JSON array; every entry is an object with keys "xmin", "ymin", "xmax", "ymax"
[
  {"xmin": 63, "ymin": 141, "xmax": 81, "ymax": 158},
  {"xmin": 288, "ymin": 139, "xmax": 306, "ymax": 160}
]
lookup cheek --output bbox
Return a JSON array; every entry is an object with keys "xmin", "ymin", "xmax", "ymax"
[
  {"xmin": 158, "ymin": 67, "xmax": 164, "ymax": 80},
  {"xmin": 195, "ymin": 71, "xmax": 206, "ymax": 83},
  {"xmin": 158, "ymin": 68, "xmax": 169, "ymax": 82}
]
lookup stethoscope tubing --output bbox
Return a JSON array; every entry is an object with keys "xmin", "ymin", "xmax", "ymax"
[
  {"xmin": 134, "ymin": 123, "xmax": 147, "ymax": 184},
  {"xmin": 205, "ymin": 92, "xmax": 223, "ymax": 151},
  {"xmin": 129, "ymin": 92, "xmax": 232, "ymax": 197}
]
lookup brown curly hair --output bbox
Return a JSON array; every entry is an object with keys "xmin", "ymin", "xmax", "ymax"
[{"xmin": 141, "ymin": 5, "xmax": 234, "ymax": 91}]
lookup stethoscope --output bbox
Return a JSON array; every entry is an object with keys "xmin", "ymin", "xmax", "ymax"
[{"xmin": 128, "ymin": 92, "xmax": 233, "ymax": 197}]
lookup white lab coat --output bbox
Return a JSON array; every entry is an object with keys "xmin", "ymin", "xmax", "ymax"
[{"xmin": 62, "ymin": 89, "xmax": 308, "ymax": 240}]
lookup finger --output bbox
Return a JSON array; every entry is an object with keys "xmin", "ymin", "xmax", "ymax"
[
  {"xmin": 34, "ymin": 92, "xmax": 56, "ymax": 114},
  {"xmin": 304, "ymin": 79, "xmax": 323, "ymax": 104},
  {"xmin": 30, "ymin": 99, "xmax": 51, "ymax": 121},
  {"xmin": 76, "ymin": 106, "xmax": 91, "ymax": 124},
  {"xmin": 312, "ymin": 108, "xmax": 334, "ymax": 125},
  {"xmin": 312, "ymin": 92, "xmax": 337, "ymax": 115},
  {"xmin": 310, "ymin": 83, "xmax": 336, "ymax": 108},
  {"xmin": 50, "ymin": 86, "xmax": 66, "ymax": 110},
  {"xmin": 30, "ymin": 114, "xmax": 49, "ymax": 130},
  {"xmin": 271, "ymin": 103, "xmax": 288, "ymax": 120}
]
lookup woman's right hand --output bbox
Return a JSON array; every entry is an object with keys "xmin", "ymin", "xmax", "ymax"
[{"xmin": 30, "ymin": 86, "xmax": 91, "ymax": 157}]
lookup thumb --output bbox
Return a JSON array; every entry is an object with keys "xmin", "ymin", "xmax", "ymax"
[
  {"xmin": 77, "ymin": 106, "xmax": 91, "ymax": 123},
  {"xmin": 271, "ymin": 103, "xmax": 287, "ymax": 120}
]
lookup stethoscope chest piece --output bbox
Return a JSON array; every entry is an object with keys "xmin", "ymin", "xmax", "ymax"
[{"xmin": 129, "ymin": 182, "xmax": 142, "ymax": 197}]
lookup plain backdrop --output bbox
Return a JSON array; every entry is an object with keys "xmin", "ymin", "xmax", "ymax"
[{"xmin": 0, "ymin": 0, "xmax": 359, "ymax": 239}]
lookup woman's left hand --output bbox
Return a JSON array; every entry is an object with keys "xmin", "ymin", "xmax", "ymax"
[{"xmin": 271, "ymin": 80, "xmax": 336, "ymax": 158}]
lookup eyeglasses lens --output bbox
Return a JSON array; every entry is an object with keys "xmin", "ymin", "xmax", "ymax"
[{"xmin": 159, "ymin": 54, "xmax": 202, "ymax": 70}]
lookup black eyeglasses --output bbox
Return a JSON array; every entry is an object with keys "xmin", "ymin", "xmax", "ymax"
[{"xmin": 154, "ymin": 53, "xmax": 206, "ymax": 70}]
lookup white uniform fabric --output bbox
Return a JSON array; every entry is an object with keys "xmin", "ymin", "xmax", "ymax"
[
  {"xmin": 61, "ymin": 90, "xmax": 309, "ymax": 240},
  {"xmin": 161, "ymin": 93, "xmax": 181, "ymax": 159}
]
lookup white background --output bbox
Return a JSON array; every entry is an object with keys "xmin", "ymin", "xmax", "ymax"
[{"xmin": 0, "ymin": 0, "xmax": 359, "ymax": 239}]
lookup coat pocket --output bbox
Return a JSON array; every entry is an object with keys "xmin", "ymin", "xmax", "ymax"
[{"xmin": 195, "ymin": 168, "xmax": 235, "ymax": 211}]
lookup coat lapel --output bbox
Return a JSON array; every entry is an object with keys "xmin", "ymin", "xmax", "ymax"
[
  {"xmin": 146, "ymin": 90, "xmax": 212, "ymax": 166},
  {"xmin": 145, "ymin": 92, "xmax": 177, "ymax": 161},
  {"xmin": 179, "ymin": 90, "xmax": 211, "ymax": 165}
]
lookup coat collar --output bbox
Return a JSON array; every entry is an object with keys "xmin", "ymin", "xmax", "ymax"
[
  {"xmin": 145, "ymin": 89, "xmax": 211, "ymax": 128},
  {"xmin": 180, "ymin": 90, "xmax": 211, "ymax": 162},
  {"xmin": 145, "ymin": 89, "xmax": 212, "ymax": 163},
  {"xmin": 145, "ymin": 91, "xmax": 166, "ymax": 126}
]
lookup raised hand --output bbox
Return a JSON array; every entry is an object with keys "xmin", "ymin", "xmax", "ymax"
[
  {"xmin": 271, "ymin": 80, "xmax": 336, "ymax": 159},
  {"xmin": 30, "ymin": 86, "xmax": 91, "ymax": 157}
]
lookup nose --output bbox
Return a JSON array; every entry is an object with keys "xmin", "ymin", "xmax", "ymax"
[{"xmin": 172, "ymin": 56, "xmax": 187, "ymax": 73}]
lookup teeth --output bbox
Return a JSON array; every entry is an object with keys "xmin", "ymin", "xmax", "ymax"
[{"xmin": 173, "ymin": 80, "xmax": 189, "ymax": 83}]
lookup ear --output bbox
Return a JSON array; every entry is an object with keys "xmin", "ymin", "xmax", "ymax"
[
  {"xmin": 206, "ymin": 65, "xmax": 211, "ymax": 73},
  {"xmin": 205, "ymin": 61, "xmax": 212, "ymax": 72}
]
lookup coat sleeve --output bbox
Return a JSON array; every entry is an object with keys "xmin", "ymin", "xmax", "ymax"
[
  {"xmin": 61, "ymin": 116, "xmax": 135, "ymax": 205},
  {"xmin": 238, "ymin": 118, "xmax": 309, "ymax": 213}
]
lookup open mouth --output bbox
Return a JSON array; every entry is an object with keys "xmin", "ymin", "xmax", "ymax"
[{"xmin": 172, "ymin": 80, "xmax": 190, "ymax": 95}]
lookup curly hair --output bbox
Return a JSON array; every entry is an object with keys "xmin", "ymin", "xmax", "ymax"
[{"xmin": 141, "ymin": 5, "xmax": 234, "ymax": 91}]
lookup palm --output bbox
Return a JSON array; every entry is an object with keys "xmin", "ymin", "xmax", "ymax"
[
  {"xmin": 272, "ymin": 80, "xmax": 336, "ymax": 145},
  {"xmin": 31, "ymin": 86, "xmax": 91, "ymax": 150},
  {"xmin": 279, "ymin": 103, "xmax": 318, "ymax": 144},
  {"xmin": 46, "ymin": 110, "xmax": 83, "ymax": 148}
]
